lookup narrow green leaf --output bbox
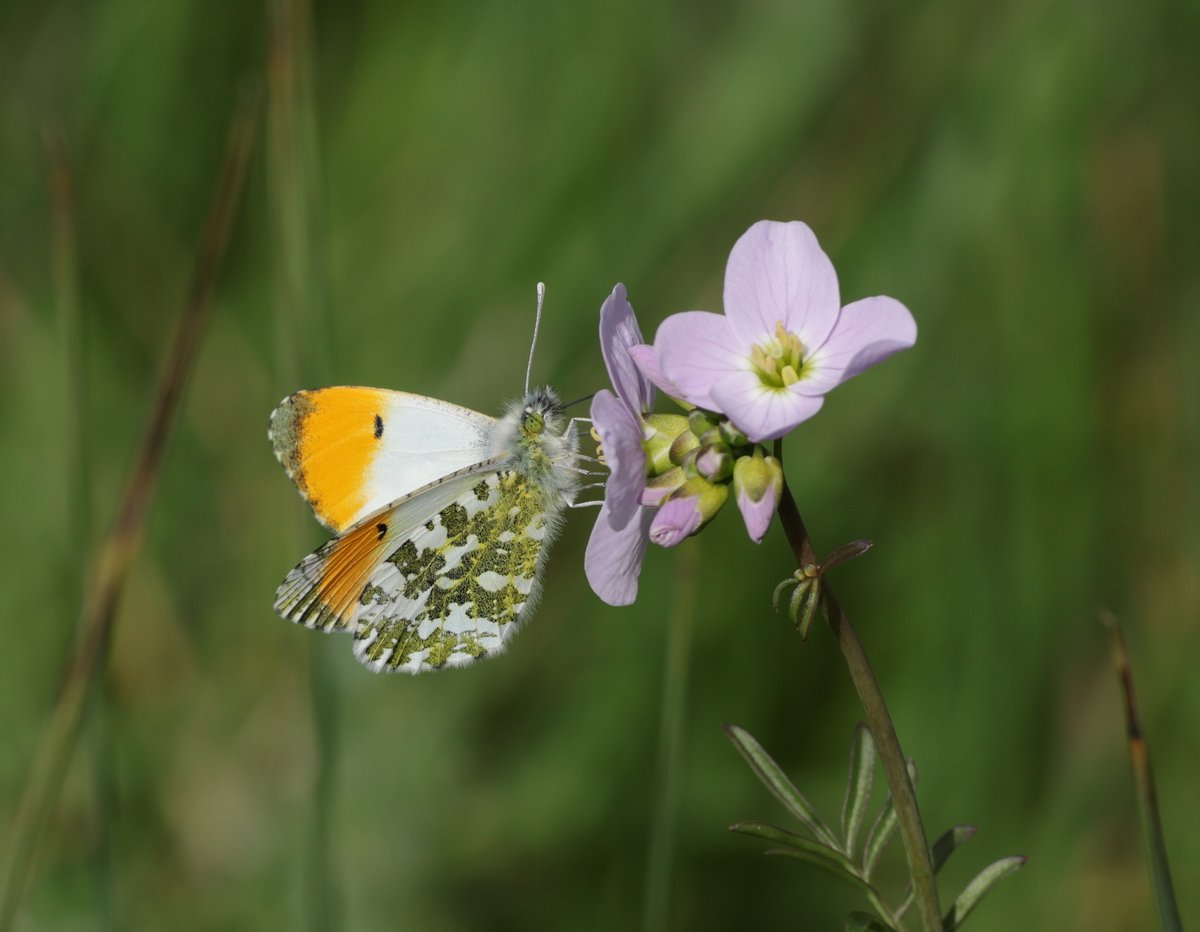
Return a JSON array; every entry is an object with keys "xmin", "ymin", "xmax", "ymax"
[
  {"xmin": 730, "ymin": 821, "xmax": 854, "ymax": 872},
  {"xmin": 932, "ymin": 824, "xmax": 977, "ymax": 872},
  {"xmin": 864, "ymin": 758, "xmax": 916, "ymax": 878},
  {"xmin": 822, "ymin": 539, "xmax": 874, "ymax": 572},
  {"xmin": 724, "ymin": 725, "xmax": 839, "ymax": 848},
  {"xmin": 896, "ymin": 823, "xmax": 976, "ymax": 918},
  {"xmin": 862, "ymin": 795, "xmax": 898, "ymax": 879},
  {"xmin": 845, "ymin": 911, "xmax": 894, "ymax": 932},
  {"xmin": 840, "ymin": 724, "xmax": 877, "ymax": 857},
  {"xmin": 763, "ymin": 848, "xmax": 872, "ymax": 894},
  {"xmin": 942, "ymin": 856, "xmax": 1027, "ymax": 929}
]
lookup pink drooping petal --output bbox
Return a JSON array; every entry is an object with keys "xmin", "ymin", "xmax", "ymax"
[
  {"xmin": 585, "ymin": 505, "xmax": 655, "ymax": 606},
  {"xmin": 736, "ymin": 485, "xmax": 776, "ymax": 544},
  {"xmin": 797, "ymin": 296, "xmax": 917, "ymax": 396},
  {"xmin": 709, "ymin": 369, "xmax": 825, "ymax": 443},
  {"xmin": 590, "ymin": 389, "xmax": 646, "ymax": 530},
  {"xmin": 639, "ymin": 482, "xmax": 676, "ymax": 507},
  {"xmin": 598, "ymin": 284, "xmax": 655, "ymax": 414},
  {"xmin": 628, "ymin": 344, "xmax": 683, "ymax": 399},
  {"xmin": 723, "ymin": 220, "xmax": 841, "ymax": 350},
  {"xmin": 648, "ymin": 494, "xmax": 703, "ymax": 548},
  {"xmin": 654, "ymin": 311, "xmax": 742, "ymax": 410}
]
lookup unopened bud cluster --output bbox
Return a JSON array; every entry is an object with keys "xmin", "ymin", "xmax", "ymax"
[{"xmin": 640, "ymin": 408, "xmax": 784, "ymax": 547}]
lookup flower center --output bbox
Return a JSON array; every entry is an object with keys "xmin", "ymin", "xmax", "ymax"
[{"xmin": 749, "ymin": 322, "xmax": 808, "ymax": 389}]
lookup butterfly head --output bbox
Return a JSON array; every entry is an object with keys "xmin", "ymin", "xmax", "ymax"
[{"xmin": 518, "ymin": 387, "xmax": 565, "ymax": 440}]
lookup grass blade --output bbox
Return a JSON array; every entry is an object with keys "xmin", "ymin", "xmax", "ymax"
[
  {"xmin": 0, "ymin": 84, "xmax": 260, "ymax": 932},
  {"xmin": 1102, "ymin": 612, "xmax": 1184, "ymax": 932},
  {"xmin": 724, "ymin": 725, "xmax": 839, "ymax": 849},
  {"xmin": 841, "ymin": 723, "xmax": 877, "ymax": 857}
]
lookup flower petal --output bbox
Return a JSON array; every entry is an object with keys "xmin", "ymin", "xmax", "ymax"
[
  {"xmin": 648, "ymin": 495, "xmax": 702, "ymax": 548},
  {"xmin": 590, "ymin": 389, "xmax": 646, "ymax": 530},
  {"xmin": 723, "ymin": 220, "xmax": 840, "ymax": 350},
  {"xmin": 585, "ymin": 505, "xmax": 655, "ymax": 606},
  {"xmin": 628, "ymin": 344, "xmax": 683, "ymax": 399},
  {"xmin": 736, "ymin": 486, "xmax": 776, "ymax": 544},
  {"xmin": 798, "ymin": 296, "xmax": 917, "ymax": 395},
  {"xmin": 599, "ymin": 283, "xmax": 654, "ymax": 414},
  {"xmin": 709, "ymin": 369, "xmax": 825, "ymax": 443},
  {"xmin": 654, "ymin": 311, "xmax": 742, "ymax": 409}
]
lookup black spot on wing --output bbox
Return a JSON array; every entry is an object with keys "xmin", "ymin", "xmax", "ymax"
[
  {"xmin": 374, "ymin": 414, "xmax": 384, "ymax": 438},
  {"xmin": 376, "ymin": 522, "xmax": 388, "ymax": 540}
]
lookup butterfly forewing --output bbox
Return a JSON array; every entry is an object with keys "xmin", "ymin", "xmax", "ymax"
[
  {"xmin": 270, "ymin": 387, "xmax": 495, "ymax": 532},
  {"xmin": 352, "ymin": 468, "xmax": 563, "ymax": 673}
]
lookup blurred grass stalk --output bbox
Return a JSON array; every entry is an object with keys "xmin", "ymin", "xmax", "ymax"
[
  {"xmin": 42, "ymin": 121, "xmax": 114, "ymax": 929},
  {"xmin": 643, "ymin": 542, "xmax": 698, "ymax": 932},
  {"xmin": 1102, "ymin": 613, "xmax": 1183, "ymax": 932},
  {"xmin": 0, "ymin": 86, "xmax": 260, "ymax": 932},
  {"xmin": 266, "ymin": 1, "xmax": 338, "ymax": 929}
]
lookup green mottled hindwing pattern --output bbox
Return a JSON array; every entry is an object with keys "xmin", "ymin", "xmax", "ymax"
[{"xmin": 352, "ymin": 468, "xmax": 561, "ymax": 673}]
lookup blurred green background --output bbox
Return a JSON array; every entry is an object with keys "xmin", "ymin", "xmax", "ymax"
[{"xmin": 1, "ymin": 0, "xmax": 1197, "ymax": 929}]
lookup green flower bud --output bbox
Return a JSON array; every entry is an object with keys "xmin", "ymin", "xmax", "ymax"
[
  {"xmin": 669, "ymin": 475, "xmax": 728, "ymax": 524},
  {"xmin": 733, "ymin": 448, "xmax": 785, "ymax": 543},
  {"xmin": 668, "ymin": 428, "xmax": 700, "ymax": 466},
  {"xmin": 718, "ymin": 419, "xmax": 749, "ymax": 448},
  {"xmin": 732, "ymin": 448, "xmax": 783, "ymax": 505},
  {"xmin": 694, "ymin": 443, "xmax": 733, "ymax": 482},
  {"xmin": 687, "ymin": 408, "xmax": 718, "ymax": 437},
  {"xmin": 643, "ymin": 465, "xmax": 686, "ymax": 505},
  {"xmin": 642, "ymin": 413, "xmax": 690, "ymax": 476}
]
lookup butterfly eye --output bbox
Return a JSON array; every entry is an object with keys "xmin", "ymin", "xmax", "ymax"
[{"xmin": 522, "ymin": 409, "xmax": 545, "ymax": 436}]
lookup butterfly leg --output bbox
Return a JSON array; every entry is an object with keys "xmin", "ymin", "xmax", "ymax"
[{"xmin": 562, "ymin": 416, "xmax": 592, "ymax": 440}]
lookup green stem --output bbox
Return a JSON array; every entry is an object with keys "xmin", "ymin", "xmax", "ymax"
[
  {"xmin": 773, "ymin": 443, "xmax": 941, "ymax": 932},
  {"xmin": 643, "ymin": 540, "xmax": 698, "ymax": 931},
  {"xmin": 43, "ymin": 124, "xmax": 113, "ymax": 928},
  {"xmin": 267, "ymin": 1, "xmax": 337, "ymax": 927},
  {"xmin": 1102, "ymin": 613, "xmax": 1183, "ymax": 932}
]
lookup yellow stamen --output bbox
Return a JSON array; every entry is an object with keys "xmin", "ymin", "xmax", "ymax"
[{"xmin": 749, "ymin": 322, "xmax": 808, "ymax": 389}]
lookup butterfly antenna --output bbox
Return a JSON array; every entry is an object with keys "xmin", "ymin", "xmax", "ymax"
[
  {"xmin": 562, "ymin": 391, "xmax": 597, "ymax": 411},
  {"xmin": 524, "ymin": 281, "xmax": 545, "ymax": 395}
]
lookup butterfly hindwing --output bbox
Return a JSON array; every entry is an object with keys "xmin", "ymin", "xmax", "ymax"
[
  {"xmin": 352, "ymin": 468, "xmax": 563, "ymax": 674},
  {"xmin": 273, "ymin": 463, "xmax": 502, "ymax": 633},
  {"xmin": 269, "ymin": 387, "xmax": 495, "ymax": 533}
]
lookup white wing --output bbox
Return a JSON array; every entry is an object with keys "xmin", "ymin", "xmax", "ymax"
[{"xmin": 270, "ymin": 387, "xmax": 496, "ymax": 532}]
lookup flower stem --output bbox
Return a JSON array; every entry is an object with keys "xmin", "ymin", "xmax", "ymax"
[{"xmin": 773, "ymin": 445, "xmax": 942, "ymax": 932}]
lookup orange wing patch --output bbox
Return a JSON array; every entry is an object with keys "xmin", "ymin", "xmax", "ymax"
[
  {"xmin": 270, "ymin": 387, "xmax": 389, "ymax": 532},
  {"xmin": 274, "ymin": 517, "xmax": 394, "ymax": 632}
]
